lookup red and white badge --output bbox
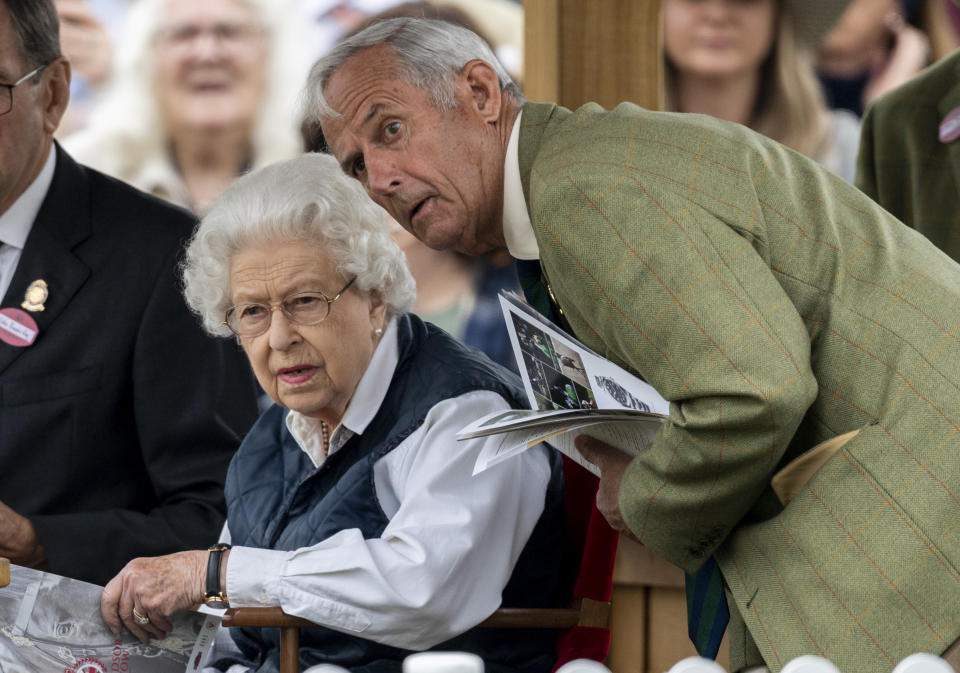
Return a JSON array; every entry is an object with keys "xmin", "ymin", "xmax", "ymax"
[
  {"xmin": 940, "ymin": 106, "xmax": 960, "ymax": 144},
  {"xmin": 0, "ymin": 307, "xmax": 39, "ymax": 347}
]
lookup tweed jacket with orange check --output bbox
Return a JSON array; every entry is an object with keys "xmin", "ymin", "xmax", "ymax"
[{"xmin": 518, "ymin": 101, "xmax": 960, "ymax": 672}]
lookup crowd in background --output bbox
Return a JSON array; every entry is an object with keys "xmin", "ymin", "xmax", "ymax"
[
  {"xmin": 24, "ymin": 0, "xmax": 960, "ymax": 527},
  {"xmin": 46, "ymin": 0, "xmax": 960, "ymax": 369}
]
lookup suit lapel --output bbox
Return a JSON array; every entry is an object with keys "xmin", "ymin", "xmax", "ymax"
[
  {"xmin": 938, "ymin": 58, "xmax": 960, "ymax": 203},
  {"xmin": 0, "ymin": 146, "xmax": 92, "ymax": 376}
]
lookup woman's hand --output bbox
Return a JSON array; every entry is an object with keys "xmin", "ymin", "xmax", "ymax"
[
  {"xmin": 101, "ymin": 550, "xmax": 207, "ymax": 642},
  {"xmin": 55, "ymin": 0, "xmax": 114, "ymax": 87},
  {"xmin": 574, "ymin": 435, "xmax": 640, "ymax": 543},
  {"xmin": 864, "ymin": 12, "xmax": 931, "ymax": 106}
]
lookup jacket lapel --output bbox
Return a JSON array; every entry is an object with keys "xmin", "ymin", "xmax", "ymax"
[{"xmin": 0, "ymin": 146, "xmax": 92, "ymax": 376}]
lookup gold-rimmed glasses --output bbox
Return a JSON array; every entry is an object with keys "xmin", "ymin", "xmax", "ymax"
[{"xmin": 223, "ymin": 277, "xmax": 356, "ymax": 337}]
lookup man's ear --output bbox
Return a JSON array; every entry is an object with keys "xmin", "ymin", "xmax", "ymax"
[
  {"xmin": 458, "ymin": 59, "xmax": 502, "ymax": 123},
  {"xmin": 42, "ymin": 56, "xmax": 71, "ymax": 135}
]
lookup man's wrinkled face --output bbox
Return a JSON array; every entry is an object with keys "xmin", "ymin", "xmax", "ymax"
[
  {"xmin": 320, "ymin": 46, "xmax": 505, "ymax": 256},
  {"xmin": 0, "ymin": 5, "xmax": 61, "ymax": 214}
]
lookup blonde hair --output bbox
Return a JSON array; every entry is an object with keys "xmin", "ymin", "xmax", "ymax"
[{"xmin": 664, "ymin": 3, "xmax": 832, "ymax": 159}]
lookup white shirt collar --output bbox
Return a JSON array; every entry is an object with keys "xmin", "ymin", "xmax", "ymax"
[
  {"xmin": 285, "ymin": 317, "xmax": 400, "ymax": 466},
  {"xmin": 501, "ymin": 109, "xmax": 540, "ymax": 261},
  {"xmin": 0, "ymin": 144, "xmax": 56, "ymax": 249}
]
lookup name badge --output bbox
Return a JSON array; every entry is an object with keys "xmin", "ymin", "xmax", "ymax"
[
  {"xmin": 940, "ymin": 106, "xmax": 960, "ymax": 144},
  {"xmin": 0, "ymin": 307, "xmax": 39, "ymax": 347}
]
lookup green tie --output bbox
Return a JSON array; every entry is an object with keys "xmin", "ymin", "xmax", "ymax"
[
  {"xmin": 515, "ymin": 258, "xmax": 574, "ymax": 335},
  {"xmin": 685, "ymin": 557, "xmax": 730, "ymax": 659},
  {"xmin": 515, "ymin": 258, "xmax": 557, "ymax": 321}
]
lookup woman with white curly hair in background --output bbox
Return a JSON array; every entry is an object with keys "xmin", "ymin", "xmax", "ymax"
[
  {"xmin": 63, "ymin": 0, "xmax": 307, "ymax": 214},
  {"xmin": 99, "ymin": 153, "xmax": 568, "ymax": 673}
]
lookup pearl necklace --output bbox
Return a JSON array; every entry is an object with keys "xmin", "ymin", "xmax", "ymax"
[{"xmin": 319, "ymin": 420, "xmax": 330, "ymax": 459}]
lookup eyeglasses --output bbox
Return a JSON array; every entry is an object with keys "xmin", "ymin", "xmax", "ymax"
[
  {"xmin": 0, "ymin": 64, "xmax": 47, "ymax": 116},
  {"xmin": 223, "ymin": 277, "xmax": 357, "ymax": 337},
  {"xmin": 155, "ymin": 22, "xmax": 263, "ymax": 52}
]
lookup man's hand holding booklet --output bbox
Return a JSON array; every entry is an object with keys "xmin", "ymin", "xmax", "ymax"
[{"xmin": 458, "ymin": 292, "xmax": 669, "ymax": 477}]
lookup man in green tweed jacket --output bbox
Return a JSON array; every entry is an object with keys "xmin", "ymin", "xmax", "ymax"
[
  {"xmin": 856, "ymin": 47, "xmax": 960, "ymax": 258},
  {"xmin": 308, "ymin": 17, "xmax": 960, "ymax": 673}
]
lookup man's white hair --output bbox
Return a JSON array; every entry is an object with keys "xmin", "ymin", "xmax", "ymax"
[
  {"xmin": 182, "ymin": 153, "xmax": 417, "ymax": 338},
  {"xmin": 302, "ymin": 17, "xmax": 523, "ymax": 122}
]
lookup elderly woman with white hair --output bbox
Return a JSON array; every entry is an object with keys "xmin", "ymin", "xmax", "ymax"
[
  {"xmin": 63, "ymin": 0, "xmax": 307, "ymax": 214},
  {"xmin": 98, "ymin": 153, "xmax": 567, "ymax": 673}
]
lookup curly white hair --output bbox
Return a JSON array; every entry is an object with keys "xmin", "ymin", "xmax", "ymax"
[{"xmin": 182, "ymin": 153, "xmax": 416, "ymax": 338}]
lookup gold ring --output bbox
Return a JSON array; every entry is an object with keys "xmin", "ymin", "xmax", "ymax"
[{"xmin": 132, "ymin": 607, "xmax": 150, "ymax": 625}]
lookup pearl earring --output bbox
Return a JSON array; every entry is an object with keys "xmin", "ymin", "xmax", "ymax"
[{"xmin": 374, "ymin": 327, "xmax": 383, "ymax": 336}]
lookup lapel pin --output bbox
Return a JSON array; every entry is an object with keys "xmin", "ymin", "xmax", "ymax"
[
  {"xmin": 939, "ymin": 106, "xmax": 960, "ymax": 144},
  {"xmin": 21, "ymin": 279, "xmax": 48, "ymax": 312},
  {"xmin": 0, "ymin": 307, "xmax": 38, "ymax": 347}
]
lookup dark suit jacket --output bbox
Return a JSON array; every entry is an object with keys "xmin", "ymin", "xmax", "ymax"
[{"xmin": 0, "ymin": 146, "xmax": 259, "ymax": 586}]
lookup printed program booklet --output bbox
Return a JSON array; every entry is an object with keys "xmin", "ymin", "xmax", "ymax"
[
  {"xmin": 0, "ymin": 564, "xmax": 219, "ymax": 673},
  {"xmin": 459, "ymin": 292, "xmax": 669, "ymax": 477}
]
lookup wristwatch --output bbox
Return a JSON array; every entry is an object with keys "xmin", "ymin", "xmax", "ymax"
[{"xmin": 204, "ymin": 544, "xmax": 231, "ymax": 609}]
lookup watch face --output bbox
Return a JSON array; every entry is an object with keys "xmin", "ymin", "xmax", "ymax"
[{"xmin": 204, "ymin": 596, "xmax": 229, "ymax": 610}]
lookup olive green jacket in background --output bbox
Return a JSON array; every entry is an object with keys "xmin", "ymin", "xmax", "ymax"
[
  {"xmin": 518, "ymin": 101, "xmax": 960, "ymax": 672},
  {"xmin": 856, "ymin": 49, "xmax": 960, "ymax": 257}
]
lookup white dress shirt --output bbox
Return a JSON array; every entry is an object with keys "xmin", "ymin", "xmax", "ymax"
[
  {"xmin": 222, "ymin": 318, "xmax": 552, "ymax": 651},
  {"xmin": 501, "ymin": 109, "xmax": 540, "ymax": 262},
  {"xmin": 0, "ymin": 146, "xmax": 56, "ymax": 302}
]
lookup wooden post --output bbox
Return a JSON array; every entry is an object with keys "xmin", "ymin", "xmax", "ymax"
[
  {"xmin": 523, "ymin": 0, "xmax": 663, "ymax": 111},
  {"xmin": 0, "ymin": 557, "xmax": 9, "ymax": 588}
]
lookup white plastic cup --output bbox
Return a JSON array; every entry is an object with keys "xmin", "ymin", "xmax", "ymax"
[
  {"xmin": 781, "ymin": 655, "xmax": 842, "ymax": 673},
  {"xmin": 402, "ymin": 652, "xmax": 485, "ymax": 673},
  {"xmin": 302, "ymin": 666, "xmax": 351, "ymax": 673},
  {"xmin": 893, "ymin": 653, "xmax": 957, "ymax": 673},
  {"xmin": 666, "ymin": 656, "xmax": 728, "ymax": 673},
  {"xmin": 554, "ymin": 659, "xmax": 614, "ymax": 673}
]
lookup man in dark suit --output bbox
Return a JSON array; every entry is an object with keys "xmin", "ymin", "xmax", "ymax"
[{"xmin": 0, "ymin": 0, "xmax": 258, "ymax": 586}]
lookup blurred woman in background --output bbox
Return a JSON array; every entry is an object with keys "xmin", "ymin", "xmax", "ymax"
[
  {"xmin": 663, "ymin": 0, "xmax": 860, "ymax": 181},
  {"xmin": 63, "ymin": 0, "xmax": 307, "ymax": 214}
]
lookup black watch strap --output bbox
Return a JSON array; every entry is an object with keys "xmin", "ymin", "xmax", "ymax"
[{"xmin": 205, "ymin": 544, "xmax": 231, "ymax": 606}]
